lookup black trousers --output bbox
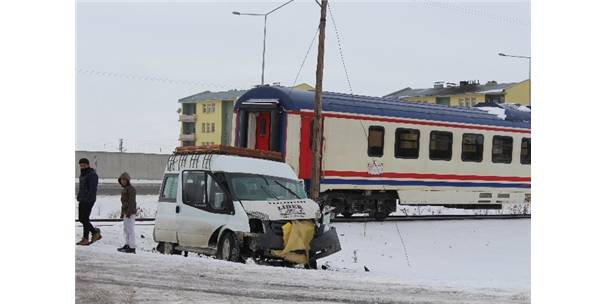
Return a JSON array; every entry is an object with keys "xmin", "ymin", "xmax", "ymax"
[{"xmin": 78, "ymin": 201, "xmax": 96, "ymax": 238}]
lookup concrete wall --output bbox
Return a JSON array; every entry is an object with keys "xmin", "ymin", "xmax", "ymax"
[{"xmin": 75, "ymin": 151, "xmax": 170, "ymax": 180}]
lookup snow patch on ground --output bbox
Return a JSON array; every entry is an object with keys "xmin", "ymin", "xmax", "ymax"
[
  {"xmin": 76, "ymin": 219, "xmax": 529, "ymax": 302},
  {"xmin": 76, "ymin": 195, "xmax": 159, "ymax": 219},
  {"xmin": 80, "ymin": 195, "xmax": 531, "ymax": 220}
]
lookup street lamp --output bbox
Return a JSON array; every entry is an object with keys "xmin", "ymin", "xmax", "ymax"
[
  {"xmin": 499, "ymin": 52, "xmax": 531, "ymax": 106},
  {"xmin": 232, "ymin": 0, "xmax": 295, "ymax": 85}
]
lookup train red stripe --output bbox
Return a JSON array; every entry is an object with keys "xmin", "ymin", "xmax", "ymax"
[{"xmin": 323, "ymin": 170, "xmax": 531, "ymax": 182}]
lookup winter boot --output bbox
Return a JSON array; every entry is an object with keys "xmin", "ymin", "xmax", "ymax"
[
  {"xmin": 117, "ymin": 245, "xmax": 128, "ymax": 252},
  {"xmin": 91, "ymin": 228, "xmax": 102, "ymax": 243},
  {"xmin": 76, "ymin": 238, "xmax": 91, "ymax": 246}
]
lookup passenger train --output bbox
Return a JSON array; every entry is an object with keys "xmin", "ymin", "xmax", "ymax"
[{"xmin": 232, "ymin": 86, "xmax": 530, "ymax": 220}]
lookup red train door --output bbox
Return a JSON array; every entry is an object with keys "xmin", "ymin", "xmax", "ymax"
[
  {"xmin": 255, "ymin": 112, "xmax": 270, "ymax": 150},
  {"xmin": 299, "ymin": 113, "xmax": 313, "ymax": 179}
]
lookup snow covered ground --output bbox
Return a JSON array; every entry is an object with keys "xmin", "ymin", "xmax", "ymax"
[
  {"xmin": 78, "ymin": 195, "xmax": 530, "ymax": 220},
  {"xmin": 76, "ymin": 216, "xmax": 529, "ymax": 303},
  {"xmin": 76, "ymin": 195, "xmax": 159, "ymax": 219}
]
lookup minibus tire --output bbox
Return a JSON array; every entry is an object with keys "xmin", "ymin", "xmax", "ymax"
[{"xmin": 217, "ymin": 231, "xmax": 240, "ymax": 262}]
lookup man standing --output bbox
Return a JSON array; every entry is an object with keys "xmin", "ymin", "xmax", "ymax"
[{"xmin": 76, "ymin": 158, "xmax": 101, "ymax": 245}]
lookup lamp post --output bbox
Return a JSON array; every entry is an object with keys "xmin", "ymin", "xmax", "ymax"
[
  {"xmin": 498, "ymin": 52, "xmax": 531, "ymax": 106},
  {"xmin": 233, "ymin": 0, "xmax": 295, "ymax": 85}
]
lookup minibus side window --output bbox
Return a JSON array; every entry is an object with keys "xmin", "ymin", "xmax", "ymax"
[
  {"xmin": 207, "ymin": 175, "xmax": 228, "ymax": 212},
  {"xmin": 182, "ymin": 171, "xmax": 207, "ymax": 209},
  {"xmin": 159, "ymin": 174, "xmax": 178, "ymax": 202}
]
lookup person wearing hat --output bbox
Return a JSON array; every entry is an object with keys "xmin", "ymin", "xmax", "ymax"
[
  {"xmin": 117, "ymin": 172, "xmax": 137, "ymax": 254},
  {"xmin": 76, "ymin": 158, "xmax": 101, "ymax": 245}
]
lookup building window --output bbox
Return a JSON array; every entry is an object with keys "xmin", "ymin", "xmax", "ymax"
[
  {"xmin": 461, "ymin": 133, "xmax": 484, "ymax": 162},
  {"xmin": 183, "ymin": 122, "xmax": 195, "ymax": 134},
  {"xmin": 201, "ymin": 123, "xmax": 206, "ymax": 133},
  {"xmin": 521, "ymin": 137, "xmax": 531, "ymax": 164},
  {"xmin": 429, "ymin": 131, "xmax": 453, "ymax": 161},
  {"xmin": 183, "ymin": 103, "xmax": 196, "ymax": 115},
  {"xmin": 492, "ymin": 136, "xmax": 513, "ymax": 163},
  {"xmin": 367, "ymin": 126, "xmax": 384, "ymax": 157},
  {"xmin": 211, "ymin": 122, "xmax": 215, "ymax": 133},
  {"xmin": 395, "ymin": 128, "xmax": 420, "ymax": 159}
]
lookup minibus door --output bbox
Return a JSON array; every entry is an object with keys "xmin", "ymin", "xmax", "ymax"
[
  {"xmin": 154, "ymin": 174, "xmax": 179, "ymax": 243},
  {"xmin": 177, "ymin": 171, "xmax": 233, "ymax": 248}
]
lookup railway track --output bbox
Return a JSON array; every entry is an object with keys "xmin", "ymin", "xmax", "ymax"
[{"xmin": 76, "ymin": 214, "xmax": 530, "ymax": 224}]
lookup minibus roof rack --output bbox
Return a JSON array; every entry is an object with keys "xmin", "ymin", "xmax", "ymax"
[{"xmin": 174, "ymin": 145, "xmax": 283, "ymax": 162}]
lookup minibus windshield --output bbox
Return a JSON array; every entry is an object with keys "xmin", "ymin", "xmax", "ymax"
[{"xmin": 224, "ymin": 173, "xmax": 307, "ymax": 201}]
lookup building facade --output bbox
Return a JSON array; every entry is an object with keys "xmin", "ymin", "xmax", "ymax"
[
  {"xmin": 178, "ymin": 89, "xmax": 247, "ymax": 147},
  {"xmin": 384, "ymin": 79, "xmax": 530, "ymax": 107}
]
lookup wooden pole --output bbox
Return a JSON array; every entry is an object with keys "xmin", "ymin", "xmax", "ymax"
[{"xmin": 310, "ymin": 0, "xmax": 328, "ymax": 201}]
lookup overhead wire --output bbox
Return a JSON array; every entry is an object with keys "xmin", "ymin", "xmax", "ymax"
[{"xmin": 77, "ymin": 68, "xmax": 233, "ymax": 90}]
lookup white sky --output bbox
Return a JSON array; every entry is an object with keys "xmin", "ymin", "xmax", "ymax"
[{"xmin": 76, "ymin": 0, "xmax": 530, "ymax": 153}]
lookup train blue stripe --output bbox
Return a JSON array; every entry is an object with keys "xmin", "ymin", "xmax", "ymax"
[{"xmin": 320, "ymin": 178, "xmax": 531, "ymax": 189}]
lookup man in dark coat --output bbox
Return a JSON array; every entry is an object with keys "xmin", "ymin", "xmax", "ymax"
[{"xmin": 77, "ymin": 158, "xmax": 101, "ymax": 245}]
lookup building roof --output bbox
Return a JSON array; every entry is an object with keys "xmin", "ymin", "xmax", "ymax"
[
  {"xmin": 179, "ymin": 89, "xmax": 249, "ymax": 104},
  {"xmin": 235, "ymin": 86, "xmax": 530, "ymax": 129},
  {"xmin": 383, "ymin": 82, "xmax": 517, "ymax": 99}
]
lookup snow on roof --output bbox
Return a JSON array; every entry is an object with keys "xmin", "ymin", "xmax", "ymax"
[{"xmin": 475, "ymin": 107, "xmax": 507, "ymax": 120}]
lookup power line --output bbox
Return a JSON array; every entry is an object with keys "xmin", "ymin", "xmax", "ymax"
[
  {"xmin": 413, "ymin": 0, "xmax": 530, "ymax": 27},
  {"xmin": 77, "ymin": 68, "xmax": 233, "ymax": 89},
  {"xmin": 289, "ymin": 25, "xmax": 320, "ymax": 94},
  {"xmin": 327, "ymin": 2, "xmax": 353, "ymax": 96}
]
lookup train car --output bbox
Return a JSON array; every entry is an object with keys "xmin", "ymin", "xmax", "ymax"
[{"xmin": 232, "ymin": 86, "xmax": 530, "ymax": 220}]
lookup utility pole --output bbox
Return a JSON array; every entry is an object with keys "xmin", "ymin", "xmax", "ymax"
[
  {"xmin": 310, "ymin": 0, "xmax": 328, "ymax": 201},
  {"xmin": 118, "ymin": 138, "xmax": 125, "ymax": 153}
]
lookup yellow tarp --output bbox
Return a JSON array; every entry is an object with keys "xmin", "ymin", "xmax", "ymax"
[{"xmin": 271, "ymin": 220, "xmax": 316, "ymax": 264}]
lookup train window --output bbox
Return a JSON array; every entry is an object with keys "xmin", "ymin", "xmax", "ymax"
[
  {"xmin": 395, "ymin": 128, "xmax": 419, "ymax": 159},
  {"xmin": 461, "ymin": 133, "xmax": 484, "ymax": 162},
  {"xmin": 367, "ymin": 126, "xmax": 385, "ymax": 157},
  {"xmin": 492, "ymin": 136, "xmax": 513, "ymax": 163},
  {"xmin": 429, "ymin": 131, "xmax": 453, "ymax": 161},
  {"xmin": 521, "ymin": 138, "xmax": 531, "ymax": 164}
]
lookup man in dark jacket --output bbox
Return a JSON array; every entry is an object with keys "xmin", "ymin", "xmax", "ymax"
[
  {"xmin": 77, "ymin": 158, "xmax": 101, "ymax": 245},
  {"xmin": 117, "ymin": 172, "xmax": 137, "ymax": 253}
]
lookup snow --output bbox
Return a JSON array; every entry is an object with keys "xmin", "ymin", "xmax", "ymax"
[
  {"xmin": 516, "ymin": 105, "xmax": 531, "ymax": 112},
  {"xmin": 75, "ymin": 178, "xmax": 162, "ymax": 184},
  {"xmin": 76, "ymin": 211, "xmax": 529, "ymax": 302},
  {"xmin": 76, "ymin": 195, "xmax": 159, "ymax": 219},
  {"xmin": 476, "ymin": 107, "xmax": 507, "ymax": 119},
  {"xmin": 80, "ymin": 195, "xmax": 530, "ymax": 220}
]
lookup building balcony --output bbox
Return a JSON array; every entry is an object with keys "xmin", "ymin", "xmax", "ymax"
[
  {"xmin": 179, "ymin": 114, "xmax": 197, "ymax": 123},
  {"xmin": 179, "ymin": 133, "xmax": 195, "ymax": 141}
]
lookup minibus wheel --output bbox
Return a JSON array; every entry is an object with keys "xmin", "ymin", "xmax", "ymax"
[
  {"xmin": 157, "ymin": 242, "xmax": 174, "ymax": 255},
  {"xmin": 217, "ymin": 231, "xmax": 240, "ymax": 262}
]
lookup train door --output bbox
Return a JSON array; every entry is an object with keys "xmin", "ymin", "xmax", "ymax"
[
  {"xmin": 255, "ymin": 112, "xmax": 271, "ymax": 150},
  {"xmin": 299, "ymin": 113, "xmax": 323, "ymax": 180}
]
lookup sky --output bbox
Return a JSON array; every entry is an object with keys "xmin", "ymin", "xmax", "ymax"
[{"xmin": 76, "ymin": 0, "xmax": 530, "ymax": 153}]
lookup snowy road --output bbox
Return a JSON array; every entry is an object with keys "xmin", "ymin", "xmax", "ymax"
[{"xmin": 76, "ymin": 221, "xmax": 529, "ymax": 303}]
